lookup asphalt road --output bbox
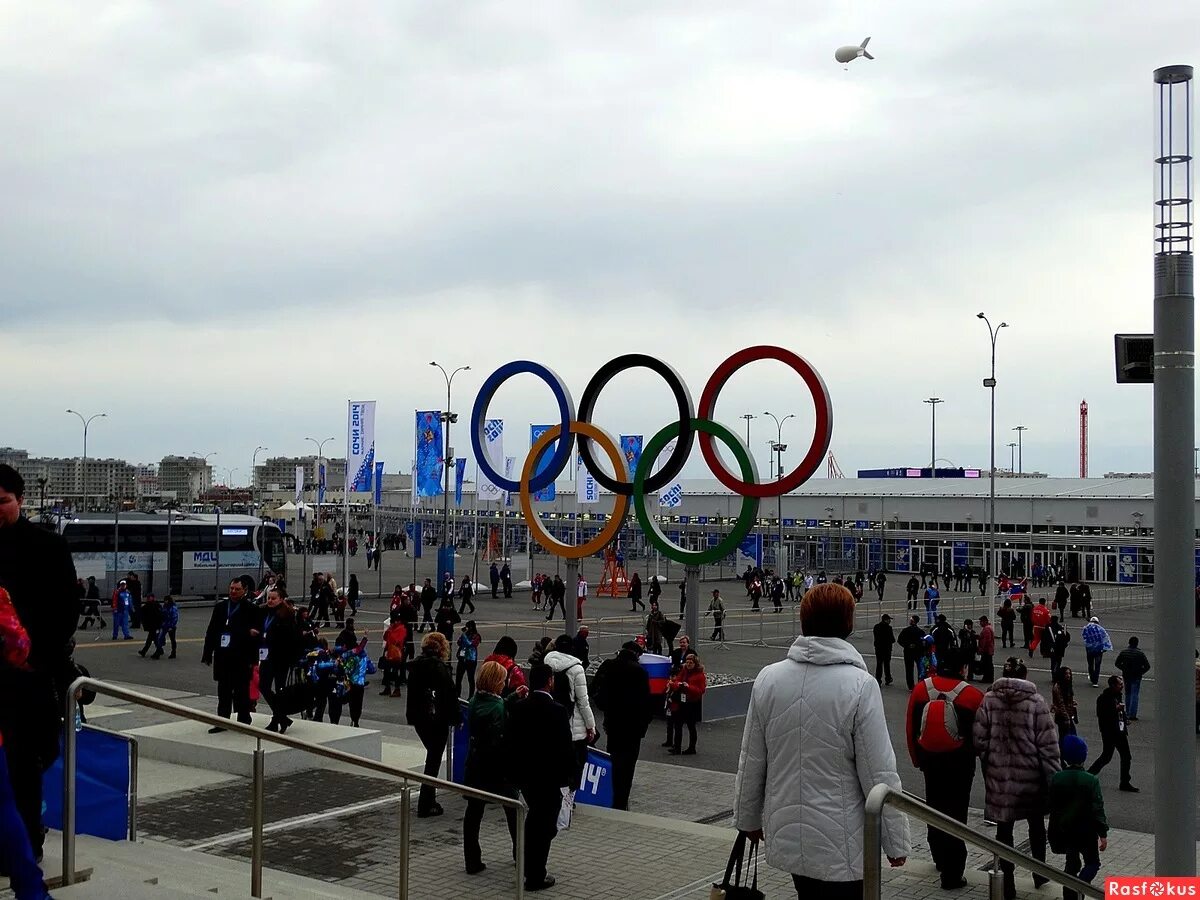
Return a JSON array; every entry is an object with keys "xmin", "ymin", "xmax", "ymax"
[{"xmin": 73, "ymin": 571, "xmax": 1197, "ymax": 836}]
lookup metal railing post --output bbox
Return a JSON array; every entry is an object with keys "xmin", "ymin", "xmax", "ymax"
[
  {"xmin": 515, "ymin": 801, "xmax": 526, "ymax": 899},
  {"xmin": 753, "ymin": 607, "xmax": 766, "ymax": 647},
  {"xmin": 989, "ymin": 853, "xmax": 1004, "ymax": 900},
  {"xmin": 128, "ymin": 738, "xmax": 139, "ymax": 841},
  {"xmin": 251, "ymin": 744, "xmax": 265, "ymax": 898},
  {"xmin": 399, "ymin": 785, "xmax": 412, "ymax": 900},
  {"xmin": 863, "ymin": 783, "xmax": 886, "ymax": 900},
  {"xmin": 62, "ymin": 689, "xmax": 79, "ymax": 886}
]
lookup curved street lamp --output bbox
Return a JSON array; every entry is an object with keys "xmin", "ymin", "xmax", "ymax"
[{"xmin": 66, "ymin": 409, "xmax": 107, "ymax": 512}]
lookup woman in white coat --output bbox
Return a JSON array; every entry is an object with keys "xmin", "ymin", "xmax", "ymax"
[{"xmin": 734, "ymin": 583, "xmax": 910, "ymax": 899}]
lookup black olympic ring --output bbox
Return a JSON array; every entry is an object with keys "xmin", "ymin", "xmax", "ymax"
[{"xmin": 575, "ymin": 354, "xmax": 695, "ymax": 496}]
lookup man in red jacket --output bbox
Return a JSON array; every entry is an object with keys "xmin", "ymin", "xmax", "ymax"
[
  {"xmin": 977, "ymin": 615, "xmax": 996, "ymax": 683},
  {"xmin": 906, "ymin": 650, "xmax": 985, "ymax": 889}
]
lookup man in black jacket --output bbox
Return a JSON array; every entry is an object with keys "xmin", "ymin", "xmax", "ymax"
[
  {"xmin": 419, "ymin": 578, "xmax": 436, "ymax": 632},
  {"xmin": 872, "ymin": 614, "xmax": 895, "ymax": 685},
  {"xmin": 0, "ymin": 464, "xmax": 78, "ymax": 860},
  {"xmin": 201, "ymin": 578, "xmax": 263, "ymax": 732},
  {"xmin": 507, "ymin": 663, "xmax": 574, "ymax": 891},
  {"xmin": 592, "ymin": 642, "xmax": 651, "ymax": 810},
  {"xmin": 1088, "ymin": 675, "xmax": 1138, "ymax": 792},
  {"xmin": 897, "ymin": 615, "xmax": 926, "ymax": 689}
]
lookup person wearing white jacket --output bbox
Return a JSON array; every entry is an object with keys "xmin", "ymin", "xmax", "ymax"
[
  {"xmin": 734, "ymin": 583, "xmax": 910, "ymax": 899},
  {"xmin": 543, "ymin": 635, "xmax": 597, "ymax": 784}
]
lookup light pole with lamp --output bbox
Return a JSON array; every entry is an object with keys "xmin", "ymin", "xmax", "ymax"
[
  {"xmin": 251, "ymin": 446, "xmax": 268, "ymax": 517},
  {"xmin": 763, "ymin": 411, "xmax": 794, "ymax": 573},
  {"xmin": 922, "ymin": 398, "xmax": 943, "ymax": 475},
  {"xmin": 1006, "ymin": 442, "xmax": 1018, "ymax": 473},
  {"xmin": 976, "ymin": 312, "xmax": 1008, "ymax": 591},
  {"xmin": 305, "ymin": 437, "xmax": 335, "ymax": 535},
  {"xmin": 430, "ymin": 361, "xmax": 471, "ymax": 588},
  {"xmin": 1012, "ymin": 426, "xmax": 1028, "ymax": 474},
  {"xmin": 66, "ymin": 409, "xmax": 106, "ymax": 513},
  {"xmin": 740, "ymin": 414, "xmax": 756, "ymax": 449}
]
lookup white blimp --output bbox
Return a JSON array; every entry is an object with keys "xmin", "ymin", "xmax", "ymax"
[{"xmin": 834, "ymin": 37, "xmax": 874, "ymax": 64}]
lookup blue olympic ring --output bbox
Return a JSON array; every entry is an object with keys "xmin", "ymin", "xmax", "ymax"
[{"xmin": 471, "ymin": 360, "xmax": 575, "ymax": 495}]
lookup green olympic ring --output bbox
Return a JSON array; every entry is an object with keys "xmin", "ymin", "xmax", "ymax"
[{"xmin": 632, "ymin": 418, "xmax": 761, "ymax": 566}]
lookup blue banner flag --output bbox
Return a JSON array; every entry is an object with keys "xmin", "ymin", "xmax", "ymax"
[
  {"xmin": 738, "ymin": 532, "xmax": 763, "ymax": 567},
  {"xmin": 454, "ymin": 458, "xmax": 467, "ymax": 506},
  {"xmin": 953, "ymin": 540, "xmax": 968, "ymax": 569},
  {"xmin": 43, "ymin": 727, "xmax": 131, "ymax": 841},
  {"xmin": 895, "ymin": 539, "xmax": 911, "ymax": 571},
  {"xmin": 405, "ymin": 520, "xmax": 423, "ymax": 558},
  {"xmin": 318, "ymin": 463, "xmax": 326, "ymax": 504},
  {"xmin": 415, "ymin": 410, "xmax": 444, "ymax": 497},
  {"xmin": 374, "ymin": 461, "xmax": 385, "ymax": 505},
  {"xmin": 530, "ymin": 426, "xmax": 557, "ymax": 502},
  {"xmin": 619, "ymin": 434, "xmax": 643, "ymax": 480},
  {"xmin": 1119, "ymin": 547, "xmax": 1137, "ymax": 583}
]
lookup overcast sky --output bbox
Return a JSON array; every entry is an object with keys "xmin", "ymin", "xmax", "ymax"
[{"xmin": 3, "ymin": 1, "xmax": 1196, "ymax": 486}]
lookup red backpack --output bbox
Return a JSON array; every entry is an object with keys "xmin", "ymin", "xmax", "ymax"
[{"xmin": 917, "ymin": 678, "xmax": 968, "ymax": 753}]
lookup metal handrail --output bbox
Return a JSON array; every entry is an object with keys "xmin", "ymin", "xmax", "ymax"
[
  {"xmin": 864, "ymin": 784, "xmax": 1102, "ymax": 900},
  {"xmin": 62, "ymin": 677, "xmax": 527, "ymax": 899}
]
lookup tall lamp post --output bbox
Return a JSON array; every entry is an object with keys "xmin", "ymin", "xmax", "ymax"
[
  {"xmin": 251, "ymin": 446, "xmax": 268, "ymax": 517},
  {"xmin": 740, "ymin": 414, "xmax": 756, "ymax": 449},
  {"xmin": 305, "ymin": 437, "xmax": 335, "ymax": 531},
  {"xmin": 65, "ymin": 409, "xmax": 106, "ymax": 513},
  {"xmin": 1012, "ymin": 425, "xmax": 1028, "ymax": 474},
  {"xmin": 922, "ymin": 398, "xmax": 943, "ymax": 475},
  {"xmin": 1006, "ymin": 442, "xmax": 1018, "ymax": 472},
  {"xmin": 763, "ymin": 411, "xmax": 794, "ymax": 573},
  {"xmin": 976, "ymin": 313, "xmax": 1008, "ymax": 587},
  {"xmin": 1150, "ymin": 63, "xmax": 1195, "ymax": 875},
  {"xmin": 36, "ymin": 478, "xmax": 47, "ymax": 521},
  {"xmin": 430, "ymin": 361, "xmax": 471, "ymax": 587}
]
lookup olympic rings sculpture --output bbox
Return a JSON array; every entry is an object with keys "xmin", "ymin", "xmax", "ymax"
[{"xmin": 469, "ymin": 346, "xmax": 833, "ymax": 566}]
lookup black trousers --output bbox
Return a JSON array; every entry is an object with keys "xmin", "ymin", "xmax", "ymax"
[
  {"xmin": 463, "ymin": 797, "xmax": 517, "ymax": 868},
  {"xmin": 874, "ymin": 653, "xmax": 892, "ymax": 684},
  {"xmin": 607, "ymin": 734, "xmax": 641, "ymax": 811},
  {"xmin": 545, "ymin": 595, "xmax": 565, "ymax": 620},
  {"xmin": 415, "ymin": 722, "xmax": 449, "ymax": 812},
  {"xmin": 1001, "ymin": 621, "xmax": 1014, "ymax": 647},
  {"xmin": 520, "ymin": 785, "xmax": 562, "ymax": 885},
  {"xmin": 456, "ymin": 660, "xmax": 477, "ymax": 697},
  {"xmin": 328, "ymin": 685, "xmax": 364, "ymax": 726},
  {"xmin": 421, "ymin": 605, "xmax": 435, "ymax": 630},
  {"xmin": 459, "ymin": 597, "xmax": 475, "ymax": 615},
  {"xmin": 259, "ymin": 661, "xmax": 290, "ymax": 726},
  {"xmin": 216, "ymin": 668, "xmax": 253, "ymax": 722},
  {"xmin": 1063, "ymin": 841, "xmax": 1102, "ymax": 900},
  {"xmin": 978, "ymin": 653, "xmax": 995, "ymax": 683},
  {"xmin": 996, "ymin": 816, "xmax": 1046, "ymax": 877},
  {"xmin": 923, "ymin": 759, "xmax": 974, "ymax": 884},
  {"xmin": 669, "ymin": 717, "xmax": 697, "ymax": 752},
  {"xmin": 1088, "ymin": 732, "xmax": 1132, "ymax": 785},
  {"xmin": 903, "ymin": 653, "xmax": 919, "ymax": 689},
  {"xmin": 792, "ymin": 875, "xmax": 863, "ymax": 900}
]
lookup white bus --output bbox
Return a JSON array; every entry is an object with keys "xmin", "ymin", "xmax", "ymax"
[{"xmin": 59, "ymin": 512, "xmax": 287, "ymax": 599}]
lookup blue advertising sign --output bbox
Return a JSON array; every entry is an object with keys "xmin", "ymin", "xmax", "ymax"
[
  {"xmin": 854, "ymin": 520, "xmax": 869, "ymax": 530},
  {"xmin": 895, "ymin": 539, "xmax": 911, "ymax": 572},
  {"xmin": 953, "ymin": 540, "xmax": 968, "ymax": 569},
  {"xmin": 818, "ymin": 535, "xmax": 829, "ymax": 561},
  {"xmin": 738, "ymin": 532, "xmax": 763, "ymax": 567},
  {"xmin": 783, "ymin": 518, "xmax": 796, "ymax": 527},
  {"xmin": 452, "ymin": 701, "xmax": 470, "ymax": 784},
  {"xmin": 574, "ymin": 747, "xmax": 614, "ymax": 808},
  {"xmin": 454, "ymin": 458, "xmax": 466, "ymax": 506},
  {"xmin": 842, "ymin": 537, "xmax": 857, "ymax": 566},
  {"xmin": 43, "ymin": 727, "xmax": 131, "ymax": 841},
  {"xmin": 318, "ymin": 463, "xmax": 326, "ymax": 505},
  {"xmin": 868, "ymin": 537, "xmax": 882, "ymax": 571},
  {"xmin": 619, "ymin": 435, "xmax": 643, "ymax": 481},
  {"xmin": 1118, "ymin": 547, "xmax": 1138, "ymax": 584},
  {"xmin": 805, "ymin": 519, "xmax": 819, "ymax": 528},
  {"xmin": 708, "ymin": 532, "xmax": 720, "ymax": 547},
  {"xmin": 374, "ymin": 461, "xmax": 385, "ymax": 506}
]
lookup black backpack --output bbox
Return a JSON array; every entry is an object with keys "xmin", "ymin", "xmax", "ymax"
[{"xmin": 553, "ymin": 666, "xmax": 576, "ymax": 710}]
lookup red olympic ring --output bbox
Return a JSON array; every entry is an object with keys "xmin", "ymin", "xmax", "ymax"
[{"xmin": 697, "ymin": 346, "xmax": 833, "ymax": 498}]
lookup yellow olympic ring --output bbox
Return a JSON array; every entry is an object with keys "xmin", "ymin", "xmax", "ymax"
[{"xmin": 520, "ymin": 421, "xmax": 630, "ymax": 560}]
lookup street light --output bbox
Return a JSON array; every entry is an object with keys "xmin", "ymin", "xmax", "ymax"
[
  {"xmin": 251, "ymin": 446, "xmax": 268, "ymax": 517},
  {"xmin": 66, "ymin": 409, "xmax": 107, "ymax": 513},
  {"xmin": 430, "ymin": 361, "xmax": 471, "ymax": 585},
  {"xmin": 1007, "ymin": 442, "xmax": 1018, "ymax": 472},
  {"xmin": 922, "ymin": 398, "xmax": 943, "ymax": 475},
  {"xmin": 763, "ymin": 411, "xmax": 794, "ymax": 574},
  {"xmin": 305, "ymin": 437, "xmax": 335, "ymax": 527},
  {"xmin": 36, "ymin": 477, "xmax": 47, "ymax": 521},
  {"xmin": 1012, "ymin": 425, "xmax": 1028, "ymax": 474},
  {"xmin": 977, "ymin": 312, "xmax": 1008, "ymax": 586},
  {"xmin": 740, "ymin": 414, "xmax": 756, "ymax": 450}
]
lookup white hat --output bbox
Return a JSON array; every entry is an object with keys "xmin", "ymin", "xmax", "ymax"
[{"xmin": 1089, "ymin": 616, "xmax": 1099, "ymax": 623}]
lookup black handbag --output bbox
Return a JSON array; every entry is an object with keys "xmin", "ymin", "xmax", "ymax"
[{"xmin": 711, "ymin": 832, "xmax": 763, "ymax": 900}]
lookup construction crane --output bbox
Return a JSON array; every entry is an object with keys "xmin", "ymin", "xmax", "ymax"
[{"xmin": 827, "ymin": 452, "xmax": 845, "ymax": 478}]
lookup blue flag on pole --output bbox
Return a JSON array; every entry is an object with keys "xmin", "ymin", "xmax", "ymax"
[
  {"xmin": 530, "ymin": 426, "xmax": 556, "ymax": 502},
  {"xmin": 374, "ymin": 461, "xmax": 385, "ymax": 505},
  {"xmin": 415, "ymin": 410, "xmax": 444, "ymax": 497},
  {"xmin": 455, "ymin": 458, "xmax": 466, "ymax": 506},
  {"xmin": 619, "ymin": 435, "xmax": 643, "ymax": 481},
  {"xmin": 318, "ymin": 463, "xmax": 326, "ymax": 504}
]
